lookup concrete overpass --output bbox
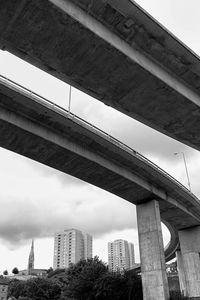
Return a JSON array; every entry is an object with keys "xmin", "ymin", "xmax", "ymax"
[
  {"xmin": 0, "ymin": 75, "xmax": 200, "ymax": 299},
  {"xmin": 0, "ymin": 0, "xmax": 200, "ymax": 152}
]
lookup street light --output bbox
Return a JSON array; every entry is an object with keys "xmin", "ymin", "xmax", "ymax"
[
  {"xmin": 68, "ymin": 85, "xmax": 72, "ymax": 113},
  {"xmin": 174, "ymin": 152, "xmax": 191, "ymax": 192}
]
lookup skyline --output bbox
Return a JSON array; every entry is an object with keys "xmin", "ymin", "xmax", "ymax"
[
  {"xmin": 1, "ymin": 229, "xmax": 138, "ymax": 274},
  {"xmin": 0, "ymin": 0, "xmax": 200, "ymax": 273}
]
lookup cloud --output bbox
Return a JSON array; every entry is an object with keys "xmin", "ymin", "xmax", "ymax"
[{"xmin": 0, "ymin": 184, "xmax": 136, "ymax": 249}]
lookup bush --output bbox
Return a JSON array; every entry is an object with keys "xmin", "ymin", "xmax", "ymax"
[
  {"xmin": 8, "ymin": 278, "xmax": 61, "ymax": 300},
  {"xmin": 170, "ymin": 290, "xmax": 188, "ymax": 299},
  {"xmin": 94, "ymin": 272, "xmax": 129, "ymax": 300},
  {"xmin": 124, "ymin": 270, "xmax": 143, "ymax": 300},
  {"xmin": 12, "ymin": 267, "xmax": 19, "ymax": 275},
  {"xmin": 62, "ymin": 256, "xmax": 108, "ymax": 300},
  {"xmin": 8, "ymin": 259, "xmax": 144, "ymax": 300}
]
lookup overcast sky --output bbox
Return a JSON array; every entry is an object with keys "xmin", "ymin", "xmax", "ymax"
[{"xmin": 0, "ymin": 0, "xmax": 200, "ymax": 273}]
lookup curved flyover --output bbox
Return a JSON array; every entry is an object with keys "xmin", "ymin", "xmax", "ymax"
[{"xmin": 0, "ymin": 75, "xmax": 200, "ymax": 261}]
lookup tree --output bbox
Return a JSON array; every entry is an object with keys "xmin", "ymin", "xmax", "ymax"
[
  {"xmin": 3, "ymin": 270, "xmax": 8, "ymax": 275},
  {"xmin": 25, "ymin": 278, "xmax": 61, "ymax": 300},
  {"xmin": 47, "ymin": 268, "xmax": 65, "ymax": 279},
  {"xmin": 47, "ymin": 267, "xmax": 53, "ymax": 274},
  {"xmin": 8, "ymin": 280, "xmax": 27, "ymax": 299},
  {"xmin": 167, "ymin": 261, "xmax": 177, "ymax": 273},
  {"xmin": 94, "ymin": 272, "xmax": 129, "ymax": 300},
  {"xmin": 124, "ymin": 270, "xmax": 143, "ymax": 300},
  {"xmin": 60, "ymin": 257, "xmax": 143, "ymax": 300},
  {"xmin": 62, "ymin": 256, "xmax": 108, "ymax": 300},
  {"xmin": 12, "ymin": 267, "xmax": 19, "ymax": 275},
  {"xmin": 8, "ymin": 278, "xmax": 61, "ymax": 300}
]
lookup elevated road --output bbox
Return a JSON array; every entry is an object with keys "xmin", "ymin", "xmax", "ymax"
[
  {"xmin": 0, "ymin": 75, "xmax": 200, "ymax": 262},
  {"xmin": 0, "ymin": 0, "xmax": 200, "ymax": 150}
]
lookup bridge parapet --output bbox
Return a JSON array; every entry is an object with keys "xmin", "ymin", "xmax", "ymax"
[
  {"xmin": 0, "ymin": 0, "xmax": 200, "ymax": 150},
  {"xmin": 71, "ymin": 0, "xmax": 200, "ymax": 93},
  {"xmin": 1, "ymin": 74, "xmax": 200, "ymax": 299}
]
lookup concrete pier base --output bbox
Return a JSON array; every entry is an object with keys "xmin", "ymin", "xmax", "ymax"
[
  {"xmin": 136, "ymin": 200, "xmax": 169, "ymax": 300},
  {"xmin": 179, "ymin": 226, "xmax": 200, "ymax": 299},
  {"xmin": 176, "ymin": 250, "xmax": 187, "ymax": 296}
]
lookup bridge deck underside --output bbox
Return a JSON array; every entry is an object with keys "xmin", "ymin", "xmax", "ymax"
[
  {"xmin": 1, "ymin": 81, "xmax": 200, "ymax": 260},
  {"xmin": 0, "ymin": 116, "xmax": 198, "ymax": 230},
  {"xmin": 0, "ymin": 0, "xmax": 200, "ymax": 262},
  {"xmin": 0, "ymin": 0, "xmax": 200, "ymax": 150}
]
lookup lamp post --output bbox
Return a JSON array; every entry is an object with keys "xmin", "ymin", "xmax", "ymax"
[
  {"xmin": 68, "ymin": 85, "xmax": 72, "ymax": 113},
  {"xmin": 174, "ymin": 152, "xmax": 191, "ymax": 192}
]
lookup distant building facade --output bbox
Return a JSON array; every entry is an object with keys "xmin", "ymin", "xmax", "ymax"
[
  {"xmin": 128, "ymin": 242, "xmax": 135, "ymax": 269},
  {"xmin": 108, "ymin": 239, "xmax": 135, "ymax": 272},
  {"xmin": 53, "ymin": 228, "xmax": 93, "ymax": 269},
  {"xmin": 18, "ymin": 268, "xmax": 47, "ymax": 278},
  {"xmin": 84, "ymin": 234, "xmax": 93, "ymax": 259},
  {"xmin": 0, "ymin": 279, "xmax": 8, "ymax": 300}
]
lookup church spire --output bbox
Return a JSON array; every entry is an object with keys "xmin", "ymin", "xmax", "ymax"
[{"xmin": 28, "ymin": 239, "xmax": 34, "ymax": 275}]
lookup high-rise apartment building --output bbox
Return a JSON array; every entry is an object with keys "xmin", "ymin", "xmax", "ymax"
[
  {"xmin": 53, "ymin": 228, "xmax": 93, "ymax": 269},
  {"xmin": 84, "ymin": 233, "xmax": 93, "ymax": 259},
  {"xmin": 108, "ymin": 239, "xmax": 135, "ymax": 272},
  {"xmin": 128, "ymin": 242, "xmax": 135, "ymax": 269}
]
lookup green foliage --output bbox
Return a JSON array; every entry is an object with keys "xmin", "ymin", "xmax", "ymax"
[
  {"xmin": 47, "ymin": 268, "xmax": 65, "ymax": 279},
  {"xmin": 8, "ymin": 280, "xmax": 27, "ymax": 298},
  {"xmin": 47, "ymin": 267, "xmax": 53, "ymax": 274},
  {"xmin": 125, "ymin": 270, "xmax": 143, "ymax": 300},
  {"xmin": 3, "ymin": 269, "xmax": 8, "ymax": 275},
  {"xmin": 170, "ymin": 290, "xmax": 188, "ymax": 299},
  {"xmin": 48, "ymin": 268, "xmax": 69, "ymax": 289},
  {"xmin": 8, "ymin": 258, "xmax": 143, "ymax": 300},
  {"xmin": 59, "ymin": 257, "xmax": 142, "ymax": 300},
  {"xmin": 8, "ymin": 278, "xmax": 61, "ymax": 300},
  {"xmin": 62, "ymin": 256, "xmax": 108, "ymax": 300},
  {"xmin": 94, "ymin": 272, "xmax": 128, "ymax": 300},
  {"xmin": 12, "ymin": 267, "xmax": 19, "ymax": 274},
  {"xmin": 167, "ymin": 261, "xmax": 177, "ymax": 273}
]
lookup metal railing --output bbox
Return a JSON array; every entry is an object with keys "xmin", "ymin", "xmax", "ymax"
[{"xmin": 0, "ymin": 74, "xmax": 195, "ymax": 197}]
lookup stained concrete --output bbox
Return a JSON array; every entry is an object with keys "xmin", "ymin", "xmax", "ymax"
[
  {"xmin": 0, "ymin": 0, "xmax": 200, "ymax": 150},
  {"xmin": 1, "ymin": 76, "xmax": 200, "ymax": 263},
  {"xmin": 137, "ymin": 200, "xmax": 169, "ymax": 299},
  {"xmin": 176, "ymin": 250, "xmax": 187, "ymax": 296},
  {"xmin": 179, "ymin": 227, "xmax": 200, "ymax": 299}
]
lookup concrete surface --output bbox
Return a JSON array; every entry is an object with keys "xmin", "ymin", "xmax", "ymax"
[
  {"xmin": 1, "ymin": 75, "xmax": 200, "ymax": 264},
  {"xmin": 137, "ymin": 200, "xmax": 169, "ymax": 300},
  {"xmin": 176, "ymin": 250, "xmax": 187, "ymax": 296},
  {"xmin": 0, "ymin": 0, "xmax": 200, "ymax": 150},
  {"xmin": 179, "ymin": 227, "xmax": 200, "ymax": 299}
]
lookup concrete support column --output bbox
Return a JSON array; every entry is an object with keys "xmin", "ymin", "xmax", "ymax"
[
  {"xmin": 176, "ymin": 250, "xmax": 187, "ymax": 296},
  {"xmin": 179, "ymin": 226, "xmax": 200, "ymax": 299},
  {"xmin": 136, "ymin": 200, "xmax": 169, "ymax": 300}
]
